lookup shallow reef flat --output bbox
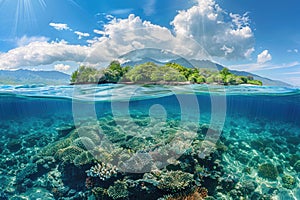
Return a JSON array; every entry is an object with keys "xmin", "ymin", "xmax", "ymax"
[{"xmin": 0, "ymin": 110, "xmax": 299, "ymax": 200}]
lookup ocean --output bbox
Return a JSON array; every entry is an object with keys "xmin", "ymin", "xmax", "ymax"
[{"xmin": 0, "ymin": 84, "xmax": 299, "ymax": 200}]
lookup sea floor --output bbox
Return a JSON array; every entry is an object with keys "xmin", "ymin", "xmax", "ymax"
[{"xmin": 0, "ymin": 112, "xmax": 299, "ymax": 200}]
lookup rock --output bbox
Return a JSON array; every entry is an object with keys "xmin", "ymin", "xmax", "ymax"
[
  {"xmin": 16, "ymin": 163, "xmax": 38, "ymax": 184},
  {"xmin": 6, "ymin": 139, "xmax": 22, "ymax": 152},
  {"xmin": 240, "ymin": 180, "xmax": 258, "ymax": 195},
  {"xmin": 56, "ymin": 125, "xmax": 75, "ymax": 137}
]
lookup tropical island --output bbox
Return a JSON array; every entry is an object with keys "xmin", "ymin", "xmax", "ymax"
[{"xmin": 70, "ymin": 61, "xmax": 263, "ymax": 86}]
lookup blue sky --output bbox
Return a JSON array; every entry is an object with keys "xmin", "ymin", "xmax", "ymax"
[{"xmin": 0, "ymin": 0, "xmax": 299, "ymax": 85}]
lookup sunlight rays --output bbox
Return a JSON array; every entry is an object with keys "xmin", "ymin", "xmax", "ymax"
[
  {"xmin": 0, "ymin": 0, "xmax": 49, "ymax": 34},
  {"xmin": 0, "ymin": 0, "xmax": 81, "ymax": 35}
]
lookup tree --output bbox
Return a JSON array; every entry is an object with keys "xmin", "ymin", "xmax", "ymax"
[
  {"xmin": 151, "ymin": 65, "xmax": 187, "ymax": 82},
  {"xmin": 220, "ymin": 67, "xmax": 230, "ymax": 76},
  {"xmin": 70, "ymin": 61, "xmax": 263, "ymax": 86},
  {"xmin": 70, "ymin": 66, "xmax": 101, "ymax": 83},
  {"xmin": 125, "ymin": 62, "xmax": 159, "ymax": 82},
  {"xmin": 71, "ymin": 70, "xmax": 79, "ymax": 83}
]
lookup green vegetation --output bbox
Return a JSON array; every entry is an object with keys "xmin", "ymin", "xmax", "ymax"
[
  {"xmin": 70, "ymin": 61, "xmax": 262, "ymax": 86},
  {"xmin": 71, "ymin": 61, "xmax": 129, "ymax": 84}
]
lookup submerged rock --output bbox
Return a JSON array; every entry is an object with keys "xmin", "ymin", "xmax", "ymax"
[
  {"xmin": 6, "ymin": 139, "xmax": 22, "ymax": 152},
  {"xmin": 16, "ymin": 163, "xmax": 38, "ymax": 184},
  {"xmin": 240, "ymin": 180, "xmax": 258, "ymax": 195}
]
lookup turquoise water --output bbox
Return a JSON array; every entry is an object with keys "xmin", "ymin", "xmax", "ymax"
[{"xmin": 0, "ymin": 84, "xmax": 299, "ymax": 199}]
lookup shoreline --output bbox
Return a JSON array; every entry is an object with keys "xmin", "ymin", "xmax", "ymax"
[{"xmin": 69, "ymin": 81, "xmax": 246, "ymax": 86}]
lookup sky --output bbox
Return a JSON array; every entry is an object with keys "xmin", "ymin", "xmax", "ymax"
[{"xmin": 0, "ymin": 0, "xmax": 299, "ymax": 85}]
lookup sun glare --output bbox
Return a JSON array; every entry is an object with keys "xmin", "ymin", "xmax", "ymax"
[{"xmin": 0, "ymin": 0, "xmax": 48, "ymax": 34}]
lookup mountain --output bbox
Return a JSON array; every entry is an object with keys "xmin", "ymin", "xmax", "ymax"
[
  {"xmin": 0, "ymin": 69, "xmax": 70, "ymax": 85},
  {"xmin": 120, "ymin": 49, "xmax": 291, "ymax": 86},
  {"xmin": 229, "ymin": 70, "xmax": 290, "ymax": 87}
]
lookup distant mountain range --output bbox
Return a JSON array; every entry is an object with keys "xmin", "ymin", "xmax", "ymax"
[
  {"xmin": 121, "ymin": 49, "xmax": 291, "ymax": 86},
  {"xmin": 0, "ymin": 69, "xmax": 70, "ymax": 85}
]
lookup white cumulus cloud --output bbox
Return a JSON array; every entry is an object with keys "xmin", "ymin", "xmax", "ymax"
[
  {"xmin": 16, "ymin": 35, "xmax": 49, "ymax": 47},
  {"xmin": 0, "ymin": 0, "xmax": 256, "ymax": 69},
  {"xmin": 257, "ymin": 50, "xmax": 272, "ymax": 64},
  {"xmin": 74, "ymin": 31, "xmax": 90, "ymax": 39},
  {"xmin": 49, "ymin": 22, "xmax": 70, "ymax": 31},
  {"xmin": 0, "ymin": 41, "xmax": 90, "ymax": 69},
  {"xmin": 171, "ymin": 0, "xmax": 254, "ymax": 59},
  {"xmin": 94, "ymin": 29, "xmax": 106, "ymax": 35},
  {"xmin": 54, "ymin": 64, "xmax": 71, "ymax": 71}
]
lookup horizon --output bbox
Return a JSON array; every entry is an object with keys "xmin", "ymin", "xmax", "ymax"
[{"xmin": 0, "ymin": 0, "xmax": 299, "ymax": 85}]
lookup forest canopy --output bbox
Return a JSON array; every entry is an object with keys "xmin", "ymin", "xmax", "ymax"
[{"xmin": 70, "ymin": 61, "xmax": 262, "ymax": 86}]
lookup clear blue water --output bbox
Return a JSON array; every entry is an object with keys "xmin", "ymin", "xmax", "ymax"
[{"xmin": 0, "ymin": 84, "xmax": 299, "ymax": 199}]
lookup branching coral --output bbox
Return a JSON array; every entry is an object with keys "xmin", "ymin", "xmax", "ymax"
[{"xmin": 86, "ymin": 162, "xmax": 118, "ymax": 181}]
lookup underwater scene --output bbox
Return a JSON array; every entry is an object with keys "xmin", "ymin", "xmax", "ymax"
[{"xmin": 0, "ymin": 84, "xmax": 299, "ymax": 200}]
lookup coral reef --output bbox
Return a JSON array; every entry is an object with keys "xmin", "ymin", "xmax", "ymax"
[
  {"xmin": 86, "ymin": 162, "xmax": 118, "ymax": 181},
  {"xmin": 16, "ymin": 163, "xmax": 38, "ymax": 184},
  {"xmin": 257, "ymin": 163, "xmax": 279, "ymax": 181},
  {"xmin": 1, "ymin": 109, "xmax": 299, "ymax": 200},
  {"xmin": 157, "ymin": 171, "xmax": 194, "ymax": 192},
  {"xmin": 282, "ymin": 174, "xmax": 296, "ymax": 189},
  {"xmin": 55, "ymin": 146, "xmax": 85, "ymax": 163},
  {"xmin": 107, "ymin": 180, "xmax": 129, "ymax": 200},
  {"xmin": 72, "ymin": 137, "xmax": 96, "ymax": 150},
  {"xmin": 73, "ymin": 151, "xmax": 94, "ymax": 166}
]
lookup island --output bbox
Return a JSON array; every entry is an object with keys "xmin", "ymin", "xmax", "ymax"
[{"xmin": 70, "ymin": 61, "xmax": 263, "ymax": 86}]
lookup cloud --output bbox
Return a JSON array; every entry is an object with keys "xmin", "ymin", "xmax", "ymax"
[
  {"xmin": 283, "ymin": 71, "xmax": 300, "ymax": 75},
  {"xmin": 54, "ymin": 64, "xmax": 71, "ymax": 71},
  {"xmin": 0, "ymin": 0, "xmax": 256, "ymax": 69},
  {"xmin": 143, "ymin": 0, "xmax": 156, "ymax": 16},
  {"xmin": 16, "ymin": 35, "xmax": 49, "ymax": 47},
  {"xmin": 257, "ymin": 50, "xmax": 272, "ymax": 64},
  {"xmin": 49, "ymin": 22, "xmax": 70, "ymax": 31},
  {"xmin": 171, "ymin": 0, "xmax": 254, "ymax": 59},
  {"xmin": 74, "ymin": 31, "xmax": 90, "ymax": 39},
  {"xmin": 110, "ymin": 9, "xmax": 133, "ymax": 15},
  {"xmin": 105, "ymin": 14, "xmax": 115, "ymax": 20},
  {"xmin": 94, "ymin": 29, "xmax": 106, "ymax": 35},
  {"xmin": 0, "ymin": 41, "xmax": 90, "ymax": 69},
  {"xmin": 230, "ymin": 61, "xmax": 299, "ymax": 72},
  {"xmin": 287, "ymin": 49, "xmax": 298, "ymax": 53}
]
